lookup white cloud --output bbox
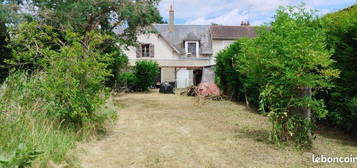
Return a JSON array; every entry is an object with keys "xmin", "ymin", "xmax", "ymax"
[
  {"xmin": 186, "ymin": 9, "xmax": 249, "ymax": 25},
  {"xmin": 159, "ymin": 0, "xmax": 356, "ymax": 26}
]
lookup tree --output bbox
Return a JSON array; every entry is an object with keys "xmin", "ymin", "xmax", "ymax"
[
  {"xmin": 30, "ymin": 0, "xmax": 162, "ymax": 47},
  {"xmin": 239, "ymin": 5, "xmax": 339, "ymax": 146},
  {"xmin": 5, "ymin": 0, "xmax": 163, "ymax": 88},
  {"xmin": 0, "ymin": 0, "xmax": 24, "ymax": 82}
]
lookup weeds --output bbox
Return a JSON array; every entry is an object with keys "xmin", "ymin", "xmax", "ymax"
[{"xmin": 0, "ymin": 71, "xmax": 117, "ymax": 167}]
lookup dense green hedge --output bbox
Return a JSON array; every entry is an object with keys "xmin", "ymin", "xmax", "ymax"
[
  {"xmin": 322, "ymin": 5, "xmax": 357, "ymax": 136},
  {"xmin": 215, "ymin": 41, "xmax": 260, "ymax": 106},
  {"xmin": 215, "ymin": 5, "xmax": 339, "ymax": 146}
]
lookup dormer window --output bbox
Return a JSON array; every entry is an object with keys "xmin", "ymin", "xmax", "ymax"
[{"xmin": 185, "ymin": 41, "xmax": 199, "ymax": 57}]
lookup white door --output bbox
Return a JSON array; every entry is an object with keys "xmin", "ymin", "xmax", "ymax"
[{"xmin": 176, "ymin": 69, "xmax": 193, "ymax": 88}]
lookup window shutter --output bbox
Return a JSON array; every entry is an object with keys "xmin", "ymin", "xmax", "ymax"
[
  {"xmin": 136, "ymin": 45, "xmax": 142, "ymax": 58},
  {"xmin": 149, "ymin": 44, "xmax": 155, "ymax": 57}
]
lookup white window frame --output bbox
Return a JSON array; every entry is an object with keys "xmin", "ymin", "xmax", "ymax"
[
  {"xmin": 141, "ymin": 44, "xmax": 150, "ymax": 57},
  {"xmin": 185, "ymin": 41, "xmax": 199, "ymax": 57}
]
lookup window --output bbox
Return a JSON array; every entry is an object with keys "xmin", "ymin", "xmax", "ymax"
[
  {"xmin": 185, "ymin": 41, "xmax": 199, "ymax": 57},
  {"xmin": 141, "ymin": 44, "xmax": 150, "ymax": 57},
  {"xmin": 136, "ymin": 44, "xmax": 154, "ymax": 58},
  {"xmin": 188, "ymin": 43, "xmax": 197, "ymax": 56}
]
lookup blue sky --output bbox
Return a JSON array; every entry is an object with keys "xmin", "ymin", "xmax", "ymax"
[{"xmin": 158, "ymin": 0, "xmax": 356, "ymax": 25}]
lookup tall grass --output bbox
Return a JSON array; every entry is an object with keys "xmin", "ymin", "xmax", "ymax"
[{"xmin": 0, "ymin": 72, "xmax": 116, "ymax": 167}]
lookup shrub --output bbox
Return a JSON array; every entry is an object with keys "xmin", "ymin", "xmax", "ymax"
[
  {"xmin": 0, "ymin": 72, "xmax": 81, "ymax": 167},
  {"xmin": 215, "ymin": 40, "xmax": 260, "ymax": 106},
  {"xmin": 238, "ymin": 5, "xmax": 339, "ymax": 147},
  {"xmin": 132, "ymin": 60, "xmax": 159, "ymax": 92},
  {"xmin": 7, "ymin": 22, "xmax": 112, "ymax": 124},
  {"xmin": 322, "ymin": 5, "xmax": 357, "ymax": 137},
  {"xmin": 216, "ymin": 5, "xmax": 339, "ymax": 147},
  {"xmin": 117, "ymin": 72, "xmax": 136, "ymax": 89},
  {"xmin": 104, "ymin": 48, "xmax": 129, "ymax": 90},
  {"xmin": 40, "ymin": 33, "xmax": 110, "ymax": 124},
  {"xmin": 215, "ymin": 41, "xmax": 244, "ymax": 100}
]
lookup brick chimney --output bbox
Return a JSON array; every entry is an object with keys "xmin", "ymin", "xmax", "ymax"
[
  {"xmin": 241, "ymin": 20, "xmax": 250, "ymax": 26},
  {"xmin": 168, "ymin": 5, "xmax": 175, "ymax": 32}
]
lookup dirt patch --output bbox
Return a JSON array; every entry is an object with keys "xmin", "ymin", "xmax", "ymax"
[{"xmin": 77, "ymin": 91, "xmax": 357, "ymax": 168}]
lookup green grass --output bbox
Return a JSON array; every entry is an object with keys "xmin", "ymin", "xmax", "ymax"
[
  {"xmin": 0, "ymin": 72, "xmax": 117, "ymax": 167},
  {"xmin": 0, "ymin": 100, "xmax": 117, "ymax": 167}
]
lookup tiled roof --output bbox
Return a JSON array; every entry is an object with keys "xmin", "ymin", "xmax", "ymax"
[
  {"xmin": 210, "ymin": 26, "xmax": 257, "ymax": 40},
  {"xmin": 153, "ymin": 24, "xmax": 213, "ymax": 55}
]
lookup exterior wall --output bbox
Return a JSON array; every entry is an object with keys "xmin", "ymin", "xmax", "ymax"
[
  {"xmin": 129, "ymin": 59, "xmax": 209, "ymax": 67},
  {"xmin": 161, "ymin": 68, "xmax": 175, "ymax": 82},
  {"xmin": 211, "ymin": 40, "xmax": 235, "ymax": 64},
  {"xmin": 125, "ymin": 33, "xmax": 179, "ymax": 62},
  {"xmin": 202, "ymin": 66, "xmax": 215, "ymax": 83},
  {"xmin": 124, "ymin": 33, "xmax": 210, "ymax": 67},
  {"xmin": 124, "ymin": 33, "xmax": 219, "ymax": 87}
]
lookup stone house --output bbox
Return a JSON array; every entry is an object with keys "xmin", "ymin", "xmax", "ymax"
[{"xmin": 122, "ymin": 6, "xmax": 256, "ymax": 88}]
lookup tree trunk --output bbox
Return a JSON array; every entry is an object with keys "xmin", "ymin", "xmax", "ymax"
[
  {"xmin": 245, "ymin": 93, "xmax": 250, "ymax": 108},
  {"xmin": 293, "ymin": 86, "xmax": 312, "ymax": 137}
]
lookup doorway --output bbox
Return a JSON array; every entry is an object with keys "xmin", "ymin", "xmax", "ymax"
[{"xmin": 193, "ymin": 69, "xmax": 203, "ymax": 86}]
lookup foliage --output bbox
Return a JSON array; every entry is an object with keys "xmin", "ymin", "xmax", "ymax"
[
  {"xmin": 0, "ymin": 0, "xmax": 162, "ymax": 166},
  {"xmin": 215, "ymin": 40, "xmax": 260, "ymax": 106},
  {"xmin": 2, "ymin": 0, "xmax": 162, "ymax": 88},
  {"xmin": 0, "ymin": 19, "xmax": 9, "ymax": 83},
  {"xmin": 105, "ymin": 49, "xmax": 129, "ymax": 89},
  {"xmin": 322, "ymin": 4, "xmax": 357, "ymax": 137},
  {"xmin": 0, "ymin": 71, "xmax": 118, "ymax": 167},
  {"xmin": 240, "ymin": 5, "xmax": 339, "ymax": 146},
  {"xmin": 6, "ymin": 21, "xmax": 112, "ymax": 124},
  {"xmin": 0, "ymin": 72, "xmax": 81, "ymax": 167},
  {"xmin": 117, "ymin": 71, "xmax": 136, "ymax": 90},
  {"xmin": 0, "ymin": 144, "xmax": 43, "ymax": 168},
  {"xmin": 6, "ymin": 21, "xmax": 61, "ymax": 71},
  {"xmin": 215, "ymin": 5, "xmax": 339, "ymax": 146},
  {"xmin": 0, "ymin": 0, "xmax": 32, "ymax": 83},
  {"xmin": 215, "ymin": 41, "xmax": 244, "ymax": 101},
  {"xmin": 132, "ymin": 60, "xmax": 159, "ymax": 92}
]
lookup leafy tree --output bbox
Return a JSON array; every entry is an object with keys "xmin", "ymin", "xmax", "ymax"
[
  {"xmin": 8, "ymin": 21, "xmax": 112, "ymax": 124},
  {"xmin": 4, "ymin": 0, "xmax": 162, "ymax": 88},
  {"xmin": 30, "ymin": 0, "xmax": 162, "ymax": 46},
  {"xmin": 238, "ymin": 5, "xmax": 339, "ymax": 146},
  {"xmin": 0, "ymin": 19, "xmax": 9, "ymax": 83},
  {"xmin": 0, "ymin": 0, "xmax": 23, "ymax": 82}
]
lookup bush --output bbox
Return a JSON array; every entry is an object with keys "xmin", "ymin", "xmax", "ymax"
[
  {"xmin": 7, "ymin": 22, "xmax": 112, "ymax": 125},
  {"xmin": 240, "ymin": 6, "xmax": 339, "ymax": 146},
  {"xmin": 104, "ymin": 47, "xmax": 129, "ymax": 90},
  {"xmin": 132, "ymin": 60, "xmax": 159, "ymax": 92},
  {"xmin": 40, "ymin": 33, "xmax": 110, "ymax": 124},
  {"xmin": 215, "ymin": 41, "xmax": 260, "ymax": 106},
  {"xmin": 0, "ymin": 23, "xmax": 118, "ymax": 166},
  {"xmin": 0, "ymin": 72, "xmax": 82, "ymax": 167},
  {"xmin": 117, "ymin": 72, "xmax": 136, "ymax": 89},
  {"xmin": 216, "ymin": 5, "xmax": 339, "ymax": 147},
  {"xmin": 215, "ymin": 41, "xmax": 243, "ymax": 100},
  {"xmin": 322, "ymin": 5, "xmax": 357, "ymax": 137}
]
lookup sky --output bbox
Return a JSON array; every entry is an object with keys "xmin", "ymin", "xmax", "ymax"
[{"xmin": 158, "ymin": 0, "xmax": 356, "ymax": 26}]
